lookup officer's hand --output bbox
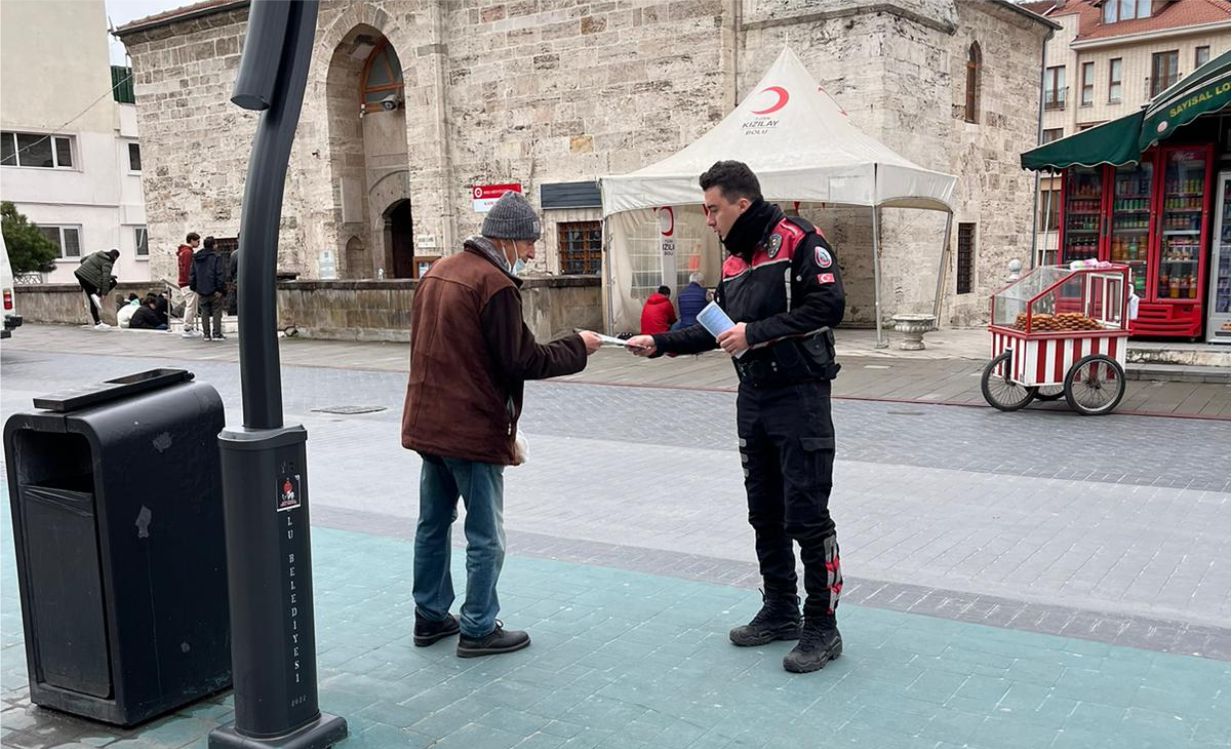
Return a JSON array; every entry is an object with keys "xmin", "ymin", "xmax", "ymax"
[
  {"xmin": 626, "ymin": 335, "xmax": 656, "ymax": 357},
  {"xmin": 577, "ymin": 330, "xmax": 602, "ymax": 354},
  {"xmin": 717, "ymin": 322, "xmax": 748, "ymax": 355}
]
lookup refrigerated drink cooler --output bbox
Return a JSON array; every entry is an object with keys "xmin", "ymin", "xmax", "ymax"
[
  {"xmin": 1057, "ymin": 145, "xmax": 1216, "ymax": 339},
  {"xmin": 1206, "ymin": 171, "xmax": 1230, "ymax": 343}
]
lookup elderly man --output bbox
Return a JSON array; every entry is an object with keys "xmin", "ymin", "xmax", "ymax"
[{"xmin": 402, "ymin": 191, "xmax": 602, "ymax": 657}]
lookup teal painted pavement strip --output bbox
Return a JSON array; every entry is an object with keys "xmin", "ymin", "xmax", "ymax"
[{"xmin": 2, "ymin": 516, "xmax": 1228, "ymax": 749}]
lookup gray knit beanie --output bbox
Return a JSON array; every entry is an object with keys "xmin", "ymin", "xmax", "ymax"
[{"xmin": 481, "ymin": 191, "xmax": 541, "ymax": 241}]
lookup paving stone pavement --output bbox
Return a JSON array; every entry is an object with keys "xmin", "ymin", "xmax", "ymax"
[
  {"xmin": 3, "ymin": 520, "xmax": 1228, "ymax": 749},
  {"xmin": 0, "ymin": 343, "xmax": 1228, "ymax": 747}
]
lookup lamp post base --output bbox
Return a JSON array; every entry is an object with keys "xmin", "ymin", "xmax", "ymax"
[{"xmin": 209, "ymin": 712, "xmax": 347, "ymax": 749}]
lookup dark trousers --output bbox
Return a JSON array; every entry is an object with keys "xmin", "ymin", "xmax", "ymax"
[
  {"xmin": 199, "ymin": 294, "xmax": 223, "ymax": 338},
  {"xmin": 77, "ymin": 277, "xmax": 102, "ymax": 324},
  {"xmin": 736, "ymin": 379, "xmax": 842, "ymax": 621}
]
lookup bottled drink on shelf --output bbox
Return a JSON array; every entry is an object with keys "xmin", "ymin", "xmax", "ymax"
[
  {"xmin": 1170, "ymin": 275, "xmax": 1181, "ymax": 298},
  {"xmin": 1189, "ymin": 274, "xmax": 1198, "ymax": 299}
]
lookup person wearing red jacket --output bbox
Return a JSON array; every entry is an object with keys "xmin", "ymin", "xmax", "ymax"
[
  {"xmin": 176, "ymin": 232, "xmax": 201, "ymax": 337},
  {"xmin": 639, "ymin": 285, "xmax": 677, "ymax": 335}
]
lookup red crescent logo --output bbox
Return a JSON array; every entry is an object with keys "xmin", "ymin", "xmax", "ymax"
[
  {"xmin": 659, "ymin": 206, "xmax": 675, "ymax": 237},
  {"xmin": 752, "ymin": 86, "xmax": 789, "ymax": 115}
]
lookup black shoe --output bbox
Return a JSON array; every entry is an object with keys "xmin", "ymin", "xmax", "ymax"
[
  {"xmin": 214, "ymin": 334, "xmax": 227, "ymax": 340},
  {"xmin": 729, "ymin": 593, "xmax": 802, "ymax": 647},
  {"xmin": 413, "ymin": 613, "xmax": 460, "ymax": 647},
  {"xmin": 783, "ymin": 619, "xmax": 842, "ymax": 673},
  {"xmin": 202, "ymin": 335, "xmax": 212, "ymax": 341},
  {"xmin": 457, "ymin": 621, "xmax": 530, "ymax": 658}
]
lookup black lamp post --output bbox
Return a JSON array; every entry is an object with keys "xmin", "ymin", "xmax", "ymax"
[{"xmin": 208, "ymin": 2, "xmax": 347, "ymax": 747}]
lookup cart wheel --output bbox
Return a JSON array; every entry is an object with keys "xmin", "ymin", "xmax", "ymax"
[
  {"xmin": 1032, "ymin": 385, "xmax": 1065, "ymax": 401},
  {"xmin": 981, "ymin": 352, "xmax": 1034, "ymax": 411},
  {"xmin": 1064, "ymin": 354, "xmax": 1126, "ymax": 416}
]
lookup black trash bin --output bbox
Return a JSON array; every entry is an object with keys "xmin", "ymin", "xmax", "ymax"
[{"xmin": 3, "ymin": 368, "xmax": 232, "ymax": 726}]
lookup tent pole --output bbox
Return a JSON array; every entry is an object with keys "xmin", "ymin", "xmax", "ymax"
[
  {"xmin": 932, "ymin": 211, "xmax": 953, "ymax": 326},
  {"xmin": 1029, "ymin": 171, "xmax": 1041, "ymax": 269},
  {"xmin": 872, "ymin": 205, "xmax": 886, "ymax": 349},
  {"xmin": 602, "ymin": 215, "xmax": 614, "ymax": 335}
]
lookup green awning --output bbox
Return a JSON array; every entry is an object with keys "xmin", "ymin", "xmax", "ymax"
[
  {"xmin": 1020, "ymin": 110, "xmax": 1145, "ymax": 171},
  {"xmin": 1140, "ymin": 51, "xmax": 1230, "ymax": 151}
]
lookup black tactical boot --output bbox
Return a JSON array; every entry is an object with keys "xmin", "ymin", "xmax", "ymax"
[
  {"xmin": 729, "ymin": 593, "xmax": 802, "ymax": 646},
  {"xmin": 782, "ymin": 618, "xmax": 842, "ymax": 673},
  {"xmin": 413, "ymin": 612, "xmax": 460, "ymax": 646},
  {"xmin": 457, "ymin": 622, "xmax": 531, "ymax": 658}
]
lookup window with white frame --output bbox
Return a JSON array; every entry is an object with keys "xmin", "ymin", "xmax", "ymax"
[
  {"xmin": 1, "ymin": 132, "xmax": 74, "ymax": 168},
  {"xmin": 1044, "ymin": 66, "xmax": 1066, "ymax": 110},
  {"xmin": 1080, "ymin": 62, "xmax": 1095, "ymax": 106},
  {"xmin": 127, "ymin": 142, "xmax": 141, "ymax": 172},
  {"xmin": 135, "ymin": 226, "xmax": 149, "ymax": 257},
  {"xmin": 1108, "ymin": 58, "xmax": 1122, "ymax": 103},
  {"xmin": 1104, "ymin": 0, "xmax": 1151, "ymax": 23},
  {"xmin": 37, "ymin": 225, "xmax": 82, "ymax": 259},
  {"xmin": 1195, "ymin": 46, "xmax": 1211, "ymax": 69}
]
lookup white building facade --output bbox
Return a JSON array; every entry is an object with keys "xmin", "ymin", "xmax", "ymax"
[{"xmin": 0, "ymin": 0, "xmax": 149, "ymax": 284}]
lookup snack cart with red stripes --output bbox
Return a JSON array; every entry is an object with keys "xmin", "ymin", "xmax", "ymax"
[{"xmin": 982, "ymin": 264, "xmax": 1132, "ymax": 415}]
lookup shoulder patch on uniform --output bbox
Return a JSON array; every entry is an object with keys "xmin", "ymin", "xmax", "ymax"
[
  {"xmin": 723, "ymin": 254, "xmax": 749, "ymax": 278},
  {"xmin": 817, "ymin": 273, "xmax": 836, "ymax": 284},
  {"xmin": 815, "ymin": 246, "xmax": 833, "ymax": 269},
  {"xmin": 766, "ymin": 234, "xmax": 783, "ymax": 259}
]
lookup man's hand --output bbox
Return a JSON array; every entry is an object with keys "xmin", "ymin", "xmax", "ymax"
[
  {"xmin": 577, "ymin": 330, "xmax": 602, "ymax": 354},
  {"xmin": 717, "ymin": 322, "xmax": 748, "ymax": 356},
  {"xmin": 625, "ymin": 335, "xmax": 656, "ymax": 357}
]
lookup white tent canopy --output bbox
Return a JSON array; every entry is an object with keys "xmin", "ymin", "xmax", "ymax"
[
  {"xmin": 601, "ymin": 47, "xmax": 957, "ymax": 216},
  {"xmin": 598, "ymin": 47, "xmax": 958, "ymax": 343}
]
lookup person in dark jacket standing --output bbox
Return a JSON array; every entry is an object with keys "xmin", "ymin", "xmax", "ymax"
[
  {"xmin": 402, "ymin": 191, "xmax": 602, "ymax": 657},
  {"xmin": 225, "ymin": 246, "xmax": 240, "ymax": 316},
  {"xmin": 176, "ymin": 232, "xmax": 200, "ymax": 337},
  {"xmin": 189, "ymin": 236, "xmax": 226, "ymax": 341},
  {"xmin": 628, "ymin": 161, "xmax": 846, "ymax": 674},
  {"xmin": 674, "ymin": 272, "xmax": 709, "ymax": 329},
  {"xmin": 639, "ymin": 285, "xmax": 676, "ymax": 335},
  {"xmin": 74, "ymin": 248, "xmax": 119, "ymax": 329}
]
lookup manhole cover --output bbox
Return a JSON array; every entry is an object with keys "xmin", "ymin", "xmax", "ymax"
[{"xmin": 311, "ymin": 405, "xmax": 387, "ymax": 415}]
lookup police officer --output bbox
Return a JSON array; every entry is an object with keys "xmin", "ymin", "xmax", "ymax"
[{"xmin": 627, "ymin": 161, "xmax": 844, "ymax": 673}]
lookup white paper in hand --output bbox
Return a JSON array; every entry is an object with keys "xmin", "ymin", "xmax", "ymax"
[{"xmin": 696, "ymin": 301, "xmax": 747, "ymax": 358}]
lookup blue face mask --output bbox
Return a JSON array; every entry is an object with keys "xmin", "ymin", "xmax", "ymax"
[{"xmin": 503, "ymin": 241, "xmax": 526, "ymax": 276}]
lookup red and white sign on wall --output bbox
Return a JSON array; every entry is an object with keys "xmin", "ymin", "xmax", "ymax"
[{"xmin": 472, "ymin": 183, "xmax": 522, "ymax": 213}]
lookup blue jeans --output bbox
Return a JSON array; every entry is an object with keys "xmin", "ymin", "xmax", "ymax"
[{"xmin": 413, "ymin": 454, "xmax": 506, "ymax": 638}]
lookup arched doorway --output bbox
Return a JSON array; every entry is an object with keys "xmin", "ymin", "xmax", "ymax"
[
  {"xmin": 385, "ymin": 200, "xmax": 414, "ymax": 279},
  {"xmin": 325, "ymin": 26, "xmax": 410, "ymax": 278}
]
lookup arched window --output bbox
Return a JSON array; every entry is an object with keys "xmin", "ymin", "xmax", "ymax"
[
  {"xmin": 965, "ymin": 42, "xmax": 981, "ymax": 124},
  {"xmin": 361, "ymin": 39, "xmax": 404, "ymax": 113}
]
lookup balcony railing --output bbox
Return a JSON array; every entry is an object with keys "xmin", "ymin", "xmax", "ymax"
[{"xmin": 1044, "ymin": 86, "xmax": 1067, "ymax": 111}]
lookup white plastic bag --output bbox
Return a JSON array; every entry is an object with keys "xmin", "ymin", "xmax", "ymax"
[{"xmin": 513, "ymin": 429, "xmax": 530, "ymax": 466}]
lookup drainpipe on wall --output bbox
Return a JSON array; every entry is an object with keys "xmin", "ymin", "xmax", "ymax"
[
  {"xmin": 1029, "ymin": 28, "xmax": 1053, "ymax": 269},
  {"xmin": 731, "ymin": 0, "xmax": 742, "ymax": 108}
]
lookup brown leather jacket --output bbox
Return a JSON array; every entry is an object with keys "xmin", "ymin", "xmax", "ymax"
[{"xmin": 401, "ymin": 237, "xmax": 587, "ymax": 465}]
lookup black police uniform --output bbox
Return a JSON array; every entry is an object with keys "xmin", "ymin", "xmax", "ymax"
[{"xmin": 651, "ymin": 199, "xmax": 845, "ymax": 626}]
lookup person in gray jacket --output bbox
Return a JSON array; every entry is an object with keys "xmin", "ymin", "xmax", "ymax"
[{"xmin": 73, "ymin": 249, "xmax": 119, "ymax": 329}]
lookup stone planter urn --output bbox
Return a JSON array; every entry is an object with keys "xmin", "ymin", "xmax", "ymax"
[{"xmin": 892, "ymin": 313, "xmax": 936, "ymax": 350}]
